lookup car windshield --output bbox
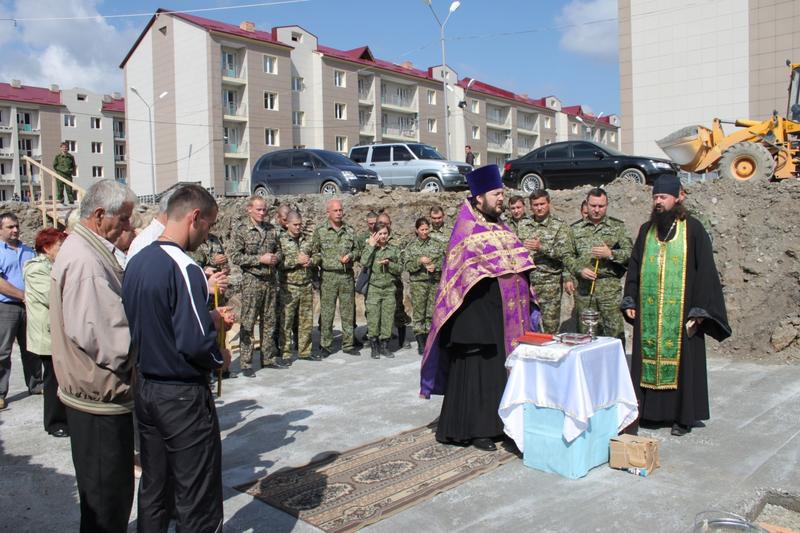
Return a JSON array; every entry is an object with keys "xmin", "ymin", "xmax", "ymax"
[
  {"xmin": 314, "ymin": 151, "xmax": 358, "ymax": 167},
  {"xmin": 407, "ymin": 144, "xmax": 445, "ymax": 160}
]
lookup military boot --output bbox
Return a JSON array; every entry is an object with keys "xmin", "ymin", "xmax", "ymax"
[
  {"xmin": 415, "ymin": 334, "xmax": 426, "ymax": 355},
  {"xmin": 370, "ymin": 338, "xmax": 380, "ymax": 359},
  {"xmin": 397, "ymin": 327, "xmax": 410, "ymax": 349},
  {"xmin": 381, "ymin": 340, "xmax": 394, "ymax": 358}
]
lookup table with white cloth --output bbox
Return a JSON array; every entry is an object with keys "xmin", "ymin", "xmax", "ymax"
[{"xmin": 498, "ymin": 336, "xmax": 639, "ymax": 478}]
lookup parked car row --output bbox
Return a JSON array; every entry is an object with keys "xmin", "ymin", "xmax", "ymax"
[{"xmin": 249, "ymin": 140, "xmax": 678, "ymax": 196}]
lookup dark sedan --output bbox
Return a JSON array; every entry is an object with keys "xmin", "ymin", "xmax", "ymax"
[
  {"xmin": 502, "ymin": 141, "xmax": 678, "ymax": 193},
  {"xmin": 251, "ymin": 149, "xmax": 382, "ymax": 196}
]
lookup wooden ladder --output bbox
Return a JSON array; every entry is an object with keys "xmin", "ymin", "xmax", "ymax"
[{"xmin": 21, "ymin": 155, "xmax": 86, "ymax": 228}]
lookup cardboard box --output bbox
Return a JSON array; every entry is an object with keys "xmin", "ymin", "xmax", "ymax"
[{"xmin": 609, "ymin": 434, "xmax": 661, "ymax": 476}]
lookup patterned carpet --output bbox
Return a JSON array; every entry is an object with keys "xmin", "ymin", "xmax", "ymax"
[{"xmin": 237, "ymin": 423, "xmax": 519, "ymax": 532}]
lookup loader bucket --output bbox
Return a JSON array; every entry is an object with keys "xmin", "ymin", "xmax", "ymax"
[{"xmin": 656, "ymin": 125, "xmax": 712, "ymax": 168}]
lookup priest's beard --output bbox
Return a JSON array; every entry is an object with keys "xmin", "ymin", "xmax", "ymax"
[
  {"xmin": 472, "ymin": 198, "xmax": 502, "ymax": 222},
  {"xmin": 650, "ymin": 203, "xmax": 686, "ymax": 239}
]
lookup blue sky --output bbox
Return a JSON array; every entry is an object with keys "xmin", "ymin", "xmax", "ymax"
[{"xmin": 0, "ymin": 0, "xmax": 619, "ymax": 115}]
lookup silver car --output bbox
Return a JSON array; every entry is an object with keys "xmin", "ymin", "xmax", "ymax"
[{"xmin": 349, "ymin": 143, "xmax": 472, "ymax": 192}]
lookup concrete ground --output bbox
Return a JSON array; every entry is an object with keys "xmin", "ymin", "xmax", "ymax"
[{"xmin": 1, "ymin": 333, "xmax": 799, "ymax": 532}]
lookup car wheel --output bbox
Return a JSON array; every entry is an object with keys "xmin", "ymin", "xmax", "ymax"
[
  {"xmin": 320, "ymin": 181, "xmax": 341, "ymax": 195},
  {"xmin": 718, "ymin": 142, "xmax": 775, "ymax": 181},
  {"xmin": 418, "ymin": 176, "xmax": 444, "ymax": 193},
  {"xmin": 618, "ymin": 168, "xmax": 646, "ymax": 185},
  {"xmin": 519, "ymin": 173, "xmax": 545, "ymax": 193},
  {"xmin": 253, "ymin": 184, "xmax": 272, "ymax": 198}
]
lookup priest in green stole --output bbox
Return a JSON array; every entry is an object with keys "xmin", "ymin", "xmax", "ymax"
[{"xmin": 622, "ymin": 175, "xmax": 730, "ymax": 437}]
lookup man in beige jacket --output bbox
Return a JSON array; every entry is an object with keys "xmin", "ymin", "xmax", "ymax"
[{"xmin": 50, "ymin": 179, "xmax": 137, "ymax": 533}]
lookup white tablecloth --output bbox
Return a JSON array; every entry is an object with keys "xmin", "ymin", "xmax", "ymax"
[{"xmin": 498, "ymin": 337, "xmax": 638, "ymax": 449}]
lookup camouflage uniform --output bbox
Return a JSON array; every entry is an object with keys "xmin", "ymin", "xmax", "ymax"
[
  {"xmin": 361, "ymin": 242, "xmax": 402, "ymax": 340},
  {"xmin": 311, "ymin": 221, "xmax": 359, "ymax": 351},
  {"xmin": 507, "ymin": 216, "xmax": 530, "ymax": 240},
  {"xmin": 403, "ymin": 236, "xmax": 444, "ymax": 335},
  {"xmin": 519, "ymin": 216, "xmax": 576, "ymax": 333},
  {"xmin": 278, "ymin": 231, "xmax": 314, "ymax": 359},
  {"xmin": 227, "ymin": 219, "xmax": 283, "ymax": 368},
  {"xmin": 387, "ymin": 234, "xmax": 410, "ymax": 331},
  {"xmin": 566, "ymin": 216, "xmax": 632, "ymax": 341},
  {"xmin": 190, "ymin": 233, "xmax": 227, "ymax": 305},
  {"xmin": 429, "ymin": 224, "xmax": 451, "ymax": 245}
]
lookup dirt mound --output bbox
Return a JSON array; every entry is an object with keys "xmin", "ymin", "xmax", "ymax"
[{"xmin": 4, "ymin": 177, "xmax": 798, "ymax": 363}]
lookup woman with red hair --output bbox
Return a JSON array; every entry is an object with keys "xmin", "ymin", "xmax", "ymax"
[{"xmin": 23, "ymin": 227, "xmax": 68, "ymax": 437}]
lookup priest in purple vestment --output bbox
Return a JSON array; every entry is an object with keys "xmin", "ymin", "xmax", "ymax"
[{"xmin": 420, "ymin": 165, "xmax": 535, "ymax": 451}]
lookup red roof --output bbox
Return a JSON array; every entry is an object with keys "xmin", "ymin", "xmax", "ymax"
[
  {"xmin": 563, "ymin": 105, "xmax": 612, "ymax": 124},
  {"xmin": 316, "ymin": 45, "xmax": 431, "ymax": 81},
  {"xmin": 0, "ymin": 83, "xmax": 62, "ymax": 106},
  {"xmin": 457, "ymin": 77, "xmax": 547, "ymax": 110},
  {"xmin": 102, "ymin": 98, "xmax": 125, "ymax": 113}
]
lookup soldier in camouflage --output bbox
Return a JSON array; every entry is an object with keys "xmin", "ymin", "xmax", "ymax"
[
  {"xmin": 361, "ymin": 222, "xmax": 403, "ymax": 358},
  {"xmin": 353, "ymin": 211, "xmax": 379, "ymax": 342},
  {"xmin": 428, "ymin": 205, "xmax": 450, "ymax": 244},
  {"xmin": 377, "ymin": 212, "xmax": 410, "ymax": 349},
  {"xmin": 404, "ymin": 217, "xmax": 444, "ymax": 354},
  {"xmin": 566, "ymin": 188, "xmax": 632, "ymax": 344},
  {"xmin": 278, "ymin": 211, "xmax": 320, "ymax": 362},
  {"xmin": 227, "ymin": 196, "xmax": 284, "ymax": 376},
  {"xmin": 520, "ymin": 190, "xmax": 576, "ymax": 334},
  {"xmin": 311, "ymin": 199, "xmax": 360, "ymax": 357},
  {"xmin": 191, "ymin": 233, "xmax": 227, "ymax": 276},
  {"xmin": 506, "ymin": 195, "xmax": 529, "ymax": 238}
]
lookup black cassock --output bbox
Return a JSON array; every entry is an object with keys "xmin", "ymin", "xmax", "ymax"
[
  {"xmin": 435, "ymin": 277, "xmax": 508, "ymax": 443},
  {"xmin": 622, "ymin": 216, "xmax": 731, "ymax": 427}
]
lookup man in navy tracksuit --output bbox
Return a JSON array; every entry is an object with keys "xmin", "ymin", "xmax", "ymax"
[{"xmin": 124, "ymin": 185, "xmax": 231, "ymax": 533}]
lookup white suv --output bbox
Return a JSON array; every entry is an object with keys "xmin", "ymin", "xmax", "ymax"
[{"xmin": 349, "ymin": 143, "xmax": 472, "ymax": 192}]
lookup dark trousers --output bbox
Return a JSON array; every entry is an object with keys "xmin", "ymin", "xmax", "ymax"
[
  {"xmin": 135, "ymin": 378, "xmax": 223, "ymax": 533},
  {"xmin": 38, "ymin": 355, "xmax": 67, "ymax": 433},
  {"xmin": 65, "ymin": 406, "xmax": 134, "ymax": 533},
  {"xmin": 0, "ymin": 301, "xmax": 42, "ymax": 398}
]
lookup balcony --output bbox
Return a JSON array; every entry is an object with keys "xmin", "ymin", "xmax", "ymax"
[
  {"xmin": 487, "ymin": 138, "xmax": 512, "ymax": 153},
  {"xmin": 17, "ymin": 124, "xmax": 40, "ymax": 134},
  {"xmin": 0, "ymin": 175, "xmax": 15, "ymax": 185},
  {"xmin": 22, "ymin": 149, "xmax": 42, "ymax": 159},
  {"xmin": 224, "ymin": 178, "xmax": 249, "ymax": 196},
  {"xmin": 114, "ymin": 130, "xmax": 125, "ymax": 140},
  {"xmin": 222, "ymin": 66, "xmax": 247, "ymax": 87},
  {"xmin": 380, "ymin": 93, "xmax": 414, "ymax": 111},
  {"xmin": 223, "ymin": 102, "xmax": 248, "ymax": 122},
  {"xmin": 359, "ymin": 121, "xmax": 375, "ymax": 135},
  {"xmin": 358, "ymin": 88, "xmax": 372, "ymax": 103},
  {"xmin": 381, "ymin": 124, "xmax": 417, "ymax": 141},
  {"xmin": 115, "ymin": 154, "xmax": 126, "ymax": 164},
  {"xmin": 0, "ymin": 148, "xmax": 13, "ymax": 158},
  {"xmin": 224, "ymin": 141, "xmax": 249, "ymax": 159},
  {"xmin": 518, "ymin": 121, "xmax": 537, "ymax": 133},
  {"xmin": 0, "ymin": 124, "xmax": 13, "ymax": 132}
]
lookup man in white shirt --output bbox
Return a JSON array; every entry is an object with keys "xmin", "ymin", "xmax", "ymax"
[{"xmin": 126, "ymin": 193, "xmax": 170, "ymax": 264}]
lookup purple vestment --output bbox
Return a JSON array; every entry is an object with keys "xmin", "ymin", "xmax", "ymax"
[{"xmin": 419, "ymin": 199, "xmax": 535, "ymax": 398}]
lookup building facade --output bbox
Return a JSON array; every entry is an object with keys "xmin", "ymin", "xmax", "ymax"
[
  {"xmin": 619, "ymin": 0, "xmax": 800, "ymax": 157},
  {"xmin": 0, "ymin": 81, "xmax": 126, "ymax": 202},
  {"xmin": 122, "ymin": 9, "xmax": 621, "ymax": 197}
]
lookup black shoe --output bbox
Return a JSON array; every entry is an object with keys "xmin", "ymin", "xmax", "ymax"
[
  {"xmin": 343, "ymin": 347, "xmax": 361, "ymax": 356},
  {"xmin": 380, "ymin": 340, "xmax": 394, "ymax": 358},
  {"xmin": 303, "ymin": 353, "xmax": 324, "ymax": 361},
  {"xmin": 353, "ymin": 338, "xmax": 364, "ymax": 349},
  {"xmin": 415, "ymin": 334, "xmax": 426, "ymax": 355},
  {"xmin": 318, "ymin": 347, "xmax": 333, "ymax": 359},
  {"xmin": 370, "ymin": 338, "xmax": 380, "ymax": 359},
  {"xmin": 222, "ymin": 370, "xmax": 237, "ymax": 379},
  {"xmin": 29, "ymin": 385, "xmax": 44, "ymax": 395},
  {"xmin": 49, "ymin": 428, "xmax": 69, "ymax": 438},
  {"xmin": 472, "ymin": 438, "xmax": 497, "ymax": 451},
  {"xmin": 671, "ymin": 423, "xmax": 691, "ymax": 436},
  {"xmin": 241, "ymin": 368, "xmax": 256, "ymax": 378},
  {"xmin": 266, "ymin": 359, "xmax": 291, "ymax": 369}
]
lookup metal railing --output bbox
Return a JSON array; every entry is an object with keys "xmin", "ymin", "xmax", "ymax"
[
  {"xmin": 114, "ymin": 154, "xmax": 126, "ymax": 162},
  {"xmin": 381, "ymin": 125, "xmax": 416, "ymax": 138},
  {"xmin": 381, "ymin": 94, "xmax": 414, "ymax": 108},
  {"xmin": 21, "ymin": 155, "xmax": 86, "ymax": 228},
  {"xmin": 224, "ymin": 141, "xmax": 248, "ymax": 154},
  {"xmin": 224, "ymin": 101, "xmax": 247, "ymax": 117}
]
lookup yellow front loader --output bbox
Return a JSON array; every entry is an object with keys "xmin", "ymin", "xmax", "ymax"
[{"xmin": 657, "ymin": 61, "xmax": 800, "ymax": 181}]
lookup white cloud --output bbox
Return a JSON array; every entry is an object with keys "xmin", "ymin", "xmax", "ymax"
[
  {"xmin": 0, "ymin": 0, "xmax": 139, "ymax": 93},
  {"xmin": 556, "ymin": 0, "xmax": 618, "ymax": 62}
]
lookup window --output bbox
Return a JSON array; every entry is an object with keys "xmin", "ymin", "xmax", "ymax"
[
  {"xmin": 472, "ymin": 126, "xmax": 480, "ymax": 140},
  {"xmin": 114, "ymin": 167, "xmax": 126, "ymax": 182},
  {"xmin": 263, "ymin": 91, "xmax": 278, "ymax": 111},
  {"xmin": 334, "ymin": 70, "xmax": 346, "ymax": 88},
  {"xmin": 427, "ymin": 90, "xmax": 436, "ymax": 105},
  {"xmin": 270, "ymin": 152, "xmax": 291, "ymax": 168},
  {"xmin": 224, "ymin": 164, "xmax": 240, "ymax": 181},
  {"xmin": 427, "ymin": 118, "xmax": 437, "ymax": 133},
  {"xmin": 291, "ymin": 31, "xmax": 303, "ymax": 42},
  {"xmin": 265, "ymin": 128, "xmax": 279, "ymax": 146},
  {"xmin": 292, "ymin": 111, "xmax": 304, "ymax": 126},
  {"xmin": 545, "ymin": 145, "xmax": 569, "ymax": 159},
  {"xmin": 610, "ymin": 132, "xmax": 617, "ymax": 143},
  {"xmin": 350, "ymin": 147, "xmax": 368, "ymax": 163},
  {"xmin": 263, "ymin": 55, "xmax": 277, "ymax": 74},
  {"xmin": 335, "ymin": 136, "xmax": 348, "ymax": 152},
  {"xmin": 92, "ymin": 166, "xmax": 103, "ymax": 178},
  {"xmin": 90, "ymin": 117, "xmax": 101, "ymax": 129},
  {"xmin": 572, "ymin": 142, "xmax": 597, "ymax": 159},
  {"xmin": 393, "ymin": 146, "xmax": 413, "ymax": 161},
  {"xmin": 544, "ymin": 116, "xmax": 552, "ymax": 129},
  {"xmin": 114, "ymin": 121, "xmax": 125, "ymax": 138},
  {"xmin": 471, "ymin": 100, "xmax": 479, "ymax": 113},
  {"xmin": 292, "ymin": 151, "xmax": 312, "ymax": 168},
  {"xmin": 91, "ymin": 142, "xmax": 102, "ymax": 154},
  {"xmin": 64, "ymin": 115, "xmax": 76, "ymax": 127},
  {"xmin": 571, "ymin": 123, "xmax": 578, "ymax": 134},
  {"xmin": 65, "ymin": 140, "xmax": 76, "ymax": 152},
  {"xmin": 77, "ymin": 94, "xmax": 87, "ymax": 101},
  {"xmin": 371, "ymin": 146, "xmax": 391, "ymax": 162},
  {"xmin": 334, "ymin": 103, "xmax": 346, "ymax": 120},
  {"xmin": 292, "ymin": 77, "xmax": 304, "ymax": 91}
]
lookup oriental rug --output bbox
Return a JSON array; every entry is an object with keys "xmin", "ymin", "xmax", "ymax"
[{"xmin": 236, "ymin": 423, "xmax": 519, "ymax": 533}]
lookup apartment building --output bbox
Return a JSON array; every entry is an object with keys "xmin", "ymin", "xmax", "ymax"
[
  {"xmin": 122, "ymin": 9, "xmax": 620, "ymax": 197},
  {"xmin": 0, "ymin": 81, "xmax": 126, "ymax": 201},
  {"xmin": 619, "ymin": 0, "xmax": 800, "ymax": 157}
]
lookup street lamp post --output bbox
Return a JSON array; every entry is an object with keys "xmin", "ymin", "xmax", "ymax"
[
  {"xmin": 424, "ymin": 0, "xmax": 461, "ymax": 160},
  {"xmin": 130, "ymin": 87, "xmax": 167, "ymax": 203}
]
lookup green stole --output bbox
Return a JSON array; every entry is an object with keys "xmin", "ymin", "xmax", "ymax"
[{"xmin": 639, "ymin": 219, "xmax": 687, "ymax": 390}]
